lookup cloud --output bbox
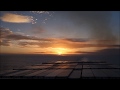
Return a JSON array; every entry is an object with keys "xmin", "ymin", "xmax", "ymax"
[
  {"xmin": 73, "ymin": 48, "xmax": 120, "ymax": 55},
  {"xmin": 0, "ymin": 27, "xmax": 120, "ymax": 49},
  {"xmin": 0, "ymin": 13, "xmax": 32, "ymax": 23},
  {"xmin": 34, "ymin": 52, "xmax": 46, "ymax": 54},
  {"xmin": 30, "ymin": 11, "xmax": 50, "ymax": 14},
  {"xmin": 18, "ymin": 41, "xmax": 53, "ymax": 48},
  {"xmin": 6, "ymin": 34, "xmax": 34, "ymax": 40},
  {"xmin": 0, "ymin": 27, "xmax": 12, "ymax": 38},
  {"xmin": 73, "ymin": 51, "xmax": 94, "ymax": 54},
  {"xmin": 0, "ymin": 27, "xmax": 54, "ymax": 46},
  {"xmin": 0, "ymin": 39, "xmax": 11, "ymax": 46},
  {"xmin": 17, "ymin": 39, "xmax": 120, "ymax": 49},
  {"xmin": 0, "ymin": 27, "xmax": 50, "ymax": 41},
  {"xmin": 0, "ymin": 27, "xmax": 32, "ymax": 40},
  {"xmin": 92, "ymin": 39, "xmax": 118, "ymax": 45},
  {"xmin": 64, "ymin": 38, "xmax": 89, "ymax": 42}
]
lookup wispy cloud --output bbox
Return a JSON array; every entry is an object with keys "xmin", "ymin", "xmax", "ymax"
[
  {"xmin": 0, "ymin": 27, "xmax": 32, "ymax": 40},
  {"xmin": 33, "ymin": 52, "xmax": 46, "ymax": 54},
  {"xmin": 73, "ymin": 51, "xmax": 94, "ymax": 54},
  {"xmin": 0, "ymin": 27, "xmax": 12, "ymax": 38},
  {"xmin": 30, "ymin": 11, "xmax": 50, "ymax": 14},
  {"xmin": 0, "ymin": 27, "xmax": 48, "ymax": 41},
  {"xmin": 0, "ymin": 27, "xmax": 120, "ymax": 49},
  {"xmin": 0, "ymin": 27, "xmax": 53, "ymax": 46},
  {"xmin": 0, "ymin": 13, "xmax": 32, "ymax": 23},
  {"xmin": 0, "ymin": 39, "xmax": 11, "ymax": 46},
  {"xmin": 63, "ymin": 38, "xmax": 89, "ymax": 42}
]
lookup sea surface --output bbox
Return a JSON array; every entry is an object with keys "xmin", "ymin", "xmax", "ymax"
[
  {"xmin": 0, "ymin": 54, "xmax": 120, "ymax": 72},
  {"xmin": 0, "ymin": 54, "xmax": 79, "ymax": 72}
]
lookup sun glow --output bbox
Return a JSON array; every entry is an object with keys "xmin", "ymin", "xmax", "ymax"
[
  {"xmin": 58, "ymin": 51, "xmax": 62, "ymax": 55},
  {"xmin": 53, "ymin": 48, "xmax": 69, "ymax": 55}
]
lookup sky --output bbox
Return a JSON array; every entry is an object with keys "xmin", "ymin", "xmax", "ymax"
[{"xmin": 0, "ymin": 11, "xmax": 120, "ymax": 55}]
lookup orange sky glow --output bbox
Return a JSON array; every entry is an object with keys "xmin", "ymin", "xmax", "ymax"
[
  {"xmin": 0, "ymin": 11, "xmax": 119, "ymax": 55},
  {"xmin": 0, "ymin": 38, "xmax": 118, "ymax": 55}
]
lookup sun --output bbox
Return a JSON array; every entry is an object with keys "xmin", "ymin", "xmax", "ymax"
[
  {"xmin": 53, "ymin": 48, "xmax": 68, "ymax": 55},
  {"xmin": 57, "ymin": 51, "xmax": 62, "ymax": 55}
]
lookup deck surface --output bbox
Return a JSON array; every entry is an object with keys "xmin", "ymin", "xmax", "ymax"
[{"xmin": 0, "ymin": 60, "xmax": 120, "ymax": 79}]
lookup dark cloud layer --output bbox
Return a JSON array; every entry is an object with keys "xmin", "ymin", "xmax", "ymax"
[{"xmin": 63, "ymin": 38, "xmax": 89, "ymax": 42}]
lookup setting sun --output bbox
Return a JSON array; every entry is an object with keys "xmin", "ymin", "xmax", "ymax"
[
  {"xmin": 58, "ymin": 51, "xmax": 62, "ymax": 55},
  {"xmin": 53, "ymin": 48, "xmax": 69, "ymax": 55}
]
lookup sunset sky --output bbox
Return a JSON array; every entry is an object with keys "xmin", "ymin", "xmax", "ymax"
[{"xmin": 0, "ymin": 11, "xmax": 119, "ymax": 55}]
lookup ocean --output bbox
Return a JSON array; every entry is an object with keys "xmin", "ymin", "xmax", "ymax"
[
  {"xmin": 0, "ymin": 54, "xmax": 80, "ymax": 72},
  {"xmin": 0, "ymin": 53, "xmax": 120, "ymax": 72}
]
